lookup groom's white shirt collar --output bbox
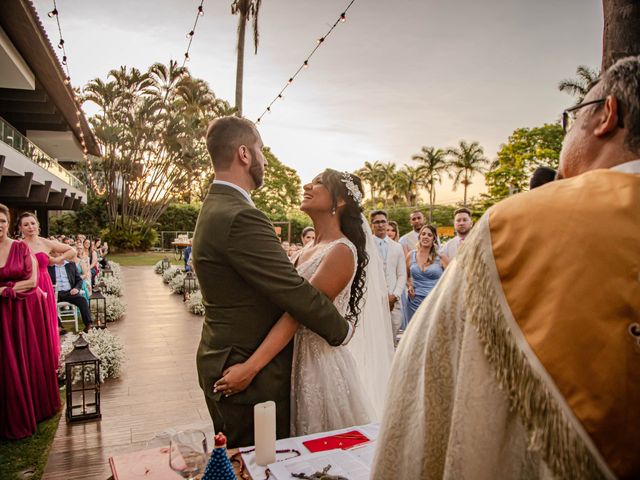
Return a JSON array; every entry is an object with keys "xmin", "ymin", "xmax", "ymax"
[
  {"xmin": 213, "ymin": 180, "xmax": 255, "ymax": 207},
  {"xmin": 610, "ymin": 159, "xmax": 640, "ymax": 174}
]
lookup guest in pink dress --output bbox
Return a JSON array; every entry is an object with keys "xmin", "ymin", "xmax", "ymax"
[
  {"xmin": 0, "ymin": 204, "xmax": 60, "ymax": 439},
  {"xmin": 17, "ymin": 212, "xmax": 74, "ymax": 361}
]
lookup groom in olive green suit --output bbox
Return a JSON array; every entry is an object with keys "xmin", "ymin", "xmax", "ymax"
[{"xmin": 192, "ymin": 116, "xmax": 351, "ymax": 448}]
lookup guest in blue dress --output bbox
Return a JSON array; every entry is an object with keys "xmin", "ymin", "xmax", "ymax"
[{"xmin": 406, "ymin": 225, "xmax": 444, "ymax": 321}]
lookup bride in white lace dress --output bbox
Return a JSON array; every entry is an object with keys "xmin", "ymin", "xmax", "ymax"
[{"xmin": 214, "ymin": 169, "xmax": 373, "ymax": 435}]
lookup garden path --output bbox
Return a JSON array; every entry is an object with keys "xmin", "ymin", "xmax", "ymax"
[{"xmin": 42, "ymin": 266, "xmax": 209, "ymax": 479}]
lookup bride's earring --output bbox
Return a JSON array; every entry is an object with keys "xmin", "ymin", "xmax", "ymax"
[{"xmin": 331, "ymin": 208, "xmax": 336, "ymax": 216}]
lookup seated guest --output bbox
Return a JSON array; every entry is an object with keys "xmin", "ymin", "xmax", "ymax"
[
  {"xmin": 72, "ymin": 244, "xmax": 92, "ymax": 302},
  {"xmin": 48, "ymin": 259, "xmax": 93, "ymax": 332}
]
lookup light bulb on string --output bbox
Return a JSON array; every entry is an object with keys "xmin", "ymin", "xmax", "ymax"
[
  {"xmin": 303, "ymin": 60, "xmax": 309, "ymax": 68},
  {"xmin": 64, "ymin": 76, "xmax": 70, "ymax": 85},
  {"xmin": 256, "ymin": 118, "xmax": 261, "ymax": 124},
  {"xmin": 187, "ymin": 30, "xmax": 194, "ymax": 38},
  {"xmin": 288, "ymin": 77, "xmax": 293, "ymax": 84},
  {"xmin": 48, "ymin": 8, "xmax": 58, "ymax": 17},
  {"xmin": 340, "ymin": 12, "xmax": 346, "ymax": 22},
  {"xmin": 278, "ymin": 94, "xmax": 284, "ymax": 100},
  {"xmin": 58, "ymin": 39, "xmax": 65, "ymax": 49},
  {"xmin": 62, "ymin": 55, "xmax": 67, "ymax": 65},
  {"xmin": 267, "ymin": 107, "xmax": 271, "ymax": 113},
  {"xmin": 317, "ymin": 37, "xmax": 325, "ymax": 44},
  {"xmin": 197, "ymin": 5, "xmax": 204, "ymax": 15},
  {"xmin": 184, "ymin": 52, "xmax": 190, "ymax": 61}
]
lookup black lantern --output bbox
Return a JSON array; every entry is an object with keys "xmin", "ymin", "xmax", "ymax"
[
  {"xmin": 89, "ymin": 284, "xmax": 107, "ymax": 328},
  {"xmin": 161, "ymin": 257, "xmax": 171, "ymax": 272},
  {"xmin": 65, "ymin": 335, "xmax": 101, "ymax": 422},
  {"xmin": 183, "ymin": 271, "xmax": 198, "ymax": 301},
  {"xmin": 101, "ymin": 266, "xmax": 114, "ymax": 278}
]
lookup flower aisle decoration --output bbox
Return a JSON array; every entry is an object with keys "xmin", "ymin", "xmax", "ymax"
[
  {"xmin": 90, "ymin": 294, "xmax": 127, "ymax": 322},
  {"xmin": 154, "ymin": 260, "xmax": 164, "ymax": 274},
  {"xmin": 99, "ymin": 274, "xmax": 123, "ymax": 296},
  {"xmin": 169, "ymin": 271, "xmax": 187, "ymax": 294},
  {"xmin": 186, "ymin": 290, "xmax": 205, "ymax": 316},
  {"xmin": 58, "ymin": 329, "xmax": 125, "ymax": 383},
  {"xmin": 162, "ymin": 266, "xmax": 181, "ymax": 284},
  {"xmin": 107, "ymin": 261, "xmax": 122, "ymax": 280}
]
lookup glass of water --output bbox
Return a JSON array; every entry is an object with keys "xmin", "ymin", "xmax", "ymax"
[{"xmin": 169, "ymin": 429, "xmax": 208, "ymax": 479}]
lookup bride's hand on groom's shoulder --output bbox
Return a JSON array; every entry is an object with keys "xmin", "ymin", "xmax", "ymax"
[{"xmin": 213, "ymin": 362, "xmax": 257, "ymax": 397}]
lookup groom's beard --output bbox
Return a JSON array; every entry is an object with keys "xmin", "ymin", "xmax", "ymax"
[{"xmin": 249, "ymin": 149, "xmax": 264, "ymax": 189}]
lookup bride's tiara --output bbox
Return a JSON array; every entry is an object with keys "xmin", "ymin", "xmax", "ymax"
[{"xmin": 341, "ymin": 172, "xmax": 362, "ymax": 205}]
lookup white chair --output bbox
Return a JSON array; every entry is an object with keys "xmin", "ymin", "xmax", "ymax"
[{"xmin": 54, "ymin": 284, "xmax": 79, "ymax": 332}]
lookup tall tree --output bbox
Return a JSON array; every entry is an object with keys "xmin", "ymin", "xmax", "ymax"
[
  {"xmin": 355, "ymin": 161, "xmax": 385, "ymax": 203},
  {"xmin": 379, "ymin": 162, "xmax": 397, "ymax": 205},
  {"xmin": 558, "ymin": 65, "xmax": 600, "ymax": 104},
  {"xmin": 252, "ymin": 147, "xmax": 302, "ymax": 218},
  {"xmin": 447, "ymin": 140, "xmax": 489, "ymax": 206},
  {"xmin": 84, "ymin": 61, "xmax": 231, "ymax": 237},
  {"xmin": 602, "ymin": 0, "xmax": 640, "ymax": 71},
  {"xmin": 393, "ymin": 165, "xmax": 422, "ymax": 206},
  {"xmin": 231, "ymin": 0, "xmax": 262, "ymax": 116},
  {"xmin": 484, "ymin": 123, "xmax": 564, "ymax": 202},
  {"xmin": 411, "ymin": 146, "xmax": 448, "ymax": 222}
]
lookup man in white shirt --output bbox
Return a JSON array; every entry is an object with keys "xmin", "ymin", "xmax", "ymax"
[
  {"xmin": 440, "ymin": 207, "xmax": 473, "ymax": 268},
  {"xmin": 398, "ymin": 210, "xmax": 425, "ymax": 255},
  {"xmin": 370, "ymin": 210, "xmax": 406, "ymax": 342}
]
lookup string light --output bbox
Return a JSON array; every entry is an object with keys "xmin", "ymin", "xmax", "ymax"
[
  {"xmin": 47, "ymin": 0, "xmax": 105, "ymax": 195},
  {"xmin": 182, "ymin": 0, "xmax": 206, "ymax": 67},
  {"xmin": 255, "ymin": 0, "xmax": 356, "ymax": 124}
]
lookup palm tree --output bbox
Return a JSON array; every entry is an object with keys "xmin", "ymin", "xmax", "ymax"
[
  {"xmin": 231, "ymin": 0, "xmax": 262, "ymax": 116},
  {"xmin": 379, "ymin": 162, "xmax": 397, "ymax": 205},
  {"xmin": 412, "ymin": 146, "xmax": 448, "ymax": 222},
  {"xmin": 356, "ymin": 161, "xmax": 385, "ymax": 203},
  {"xmin": 393, "ymin": 166, "xmax": 422, "ymax": 206},
  {"xmin": 558, "ymin": 65, "xmax": 600, "ymax": 104},
  {"xmin": 447, "ymin": 140, "xmax": 489, "ymax": 206}
]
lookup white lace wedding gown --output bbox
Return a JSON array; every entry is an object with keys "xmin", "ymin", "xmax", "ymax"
[{"xmin": 290, "ymin": 238, "xmax": 373, "ymax": 436}]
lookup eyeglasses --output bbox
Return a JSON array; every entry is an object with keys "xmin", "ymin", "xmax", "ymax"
[
  {"xmin": 372, "ymin": 219, "xmax": 387, "ymax": 225},
  {"xmin": 561, "ymin": 98, "xmax": 606, "ymax": 133}
]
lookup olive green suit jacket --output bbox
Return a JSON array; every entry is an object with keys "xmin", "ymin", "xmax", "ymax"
[{"xmin": 193, "ymin": 183, "xmax": 349, "ymax": 408}]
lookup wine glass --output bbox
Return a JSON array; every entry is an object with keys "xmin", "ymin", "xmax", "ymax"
[{"xmin": 169, "ymin": 429, "xmax": 208, "ymax": 479}]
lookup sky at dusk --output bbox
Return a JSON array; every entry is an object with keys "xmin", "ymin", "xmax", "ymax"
[{"xmin": 32, "ymin": 0, "xmax": 604, "ymax": 203}]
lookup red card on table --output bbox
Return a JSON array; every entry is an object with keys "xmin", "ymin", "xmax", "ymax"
[{"xmin": 302, "ymin": 430, "xmax": 370, "ymax": 453}]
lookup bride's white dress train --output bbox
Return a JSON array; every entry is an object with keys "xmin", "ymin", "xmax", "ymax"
[{"xmin": 290, "ymin": 238, "xmax": 373, "ymax": 436}]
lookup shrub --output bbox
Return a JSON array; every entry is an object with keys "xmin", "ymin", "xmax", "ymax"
[
  {"xmin": 102, "ymin": 220, "xmax": 158, "ymax": 252},
  {"xmin": 156, "ymin": 203, "xmax": 201, "ymax": 232}
]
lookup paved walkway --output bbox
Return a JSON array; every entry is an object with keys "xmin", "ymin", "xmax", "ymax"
[{"xmin": 43, "ymin": 266, "xmax": 209, "ymax": 480}]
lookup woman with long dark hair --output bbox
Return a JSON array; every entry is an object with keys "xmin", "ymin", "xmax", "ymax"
[{"xmin": 214, "ymin": 169, "xmax": 375, "ymax": 434}]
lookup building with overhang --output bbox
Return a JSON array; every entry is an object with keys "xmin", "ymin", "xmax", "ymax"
[{"xmin": 0, "ymin": 0, "xmax": 100, "ymax": 234}]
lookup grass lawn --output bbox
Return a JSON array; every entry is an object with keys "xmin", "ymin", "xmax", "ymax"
[
  {"xmin": 0, "ymin": 392, "xmax": 63, "ymax": 480},
  {"xmin": 107, "ymin": 251, "xmax": 175, "ymax": 266}
]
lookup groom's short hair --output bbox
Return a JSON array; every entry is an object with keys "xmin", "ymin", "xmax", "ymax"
[{"xmin": 206, "ymin": 116, "xmax": 258, "ymax": 171}]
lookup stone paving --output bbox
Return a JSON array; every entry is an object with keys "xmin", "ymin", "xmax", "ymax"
[{"xmin": 43, "ymin": 266, "xmax": 209, "ymax": 479}]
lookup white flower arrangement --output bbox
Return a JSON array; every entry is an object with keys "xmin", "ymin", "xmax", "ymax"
[
  {"xmin": 154, "ymin": 260, "xmax": 164, "ymax": 274},
  {"xmin": 169, "ymin": 271, "xmax": 186, "ymax": 294},
  {"xmin": 58, "ymin": 329, "xmax": 125, "ymax": 383},
  {"xmin": 162, "ymin": 266, "xmax": 181, "ymax": 284},
  {"xmin": 186, "ymin": 290, "xmax": 205, "ymax": 316},
  {"xmin": 106, "ymin": 261, "xmax": 122, "ymax": 281},
  {"xmin": 99, "ymin": 274, "xmax": 122, "ymax": 296},
  {"xmin": 90, "ymin": 294, "xmax": 127, "ymax": 322}
]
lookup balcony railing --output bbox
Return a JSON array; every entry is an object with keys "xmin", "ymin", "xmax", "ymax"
[{"xmin": 0, "ymin": 115, "xmax": 87, "ymax": 195}]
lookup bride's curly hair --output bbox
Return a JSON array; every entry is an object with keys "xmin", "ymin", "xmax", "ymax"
[{"xmin": 321, "ymin": 169, "xmax": 369, "ymax": 326}]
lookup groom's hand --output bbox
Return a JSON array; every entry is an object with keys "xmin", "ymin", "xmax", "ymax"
[{"xmin": 213, "ymin": 362, "xmax": 257, "ymax": 397}]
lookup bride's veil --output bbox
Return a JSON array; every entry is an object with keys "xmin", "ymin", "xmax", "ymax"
[{"xmin": 346, "ymin": 214, "xmax": 395, "ymax": 419}]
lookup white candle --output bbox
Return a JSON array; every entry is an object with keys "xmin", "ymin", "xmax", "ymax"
[{"xmin": 254, "ymin": 400, "xmax": 276, "ymax": 466}]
